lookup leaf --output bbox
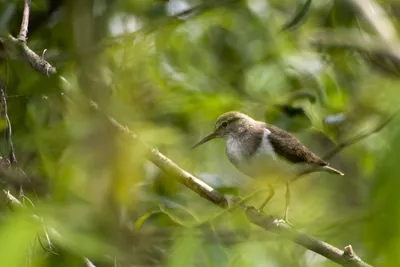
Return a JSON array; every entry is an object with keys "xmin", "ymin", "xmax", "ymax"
[
  {"xmin": 167, "ymin": 229, "xmax": 203, "ymax": 267},
  {"xmin": 159, "ymin": 205, "xmax": 189, "ymax": 227},
  {"xmin": 281, "ymin": 0, "xmax": 312, "ymax": 31},
  {"xmin": 134, "ymin": 211, "xmax": 162, "ymax": 231},
  {"xmin": 216, "ymin": 186, "xmax": 240, "ymax": 196}
]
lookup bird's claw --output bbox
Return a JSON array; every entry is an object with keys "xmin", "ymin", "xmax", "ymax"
[{"xmin": 277, "ymin": 218, "xmax": 293, "ymax": 227}]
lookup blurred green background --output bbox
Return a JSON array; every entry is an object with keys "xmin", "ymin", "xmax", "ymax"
[{"xmin": 1, "ymin": 0, "xmax": 400, "ymax": 266}]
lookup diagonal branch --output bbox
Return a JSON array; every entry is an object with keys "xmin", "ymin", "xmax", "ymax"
[
  {"xmin": 294, "ymin": 110, "xmax": 397, "ymax": 179},
  {"xmin": 322, "ymin": 111, "xmax": 398, "ymax": 161},
  {"xmin": 102, "ymin": 109, "xmax": 372, "ymax": 267}
]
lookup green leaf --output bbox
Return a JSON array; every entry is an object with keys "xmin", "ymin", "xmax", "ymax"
[
  {"xmin": 281, "ymin": 0, "xmax": 312, "ymax": 31},
  {"xmin": 215, "ymin": 186, "xmax": 240, "ymax": 196},
  {"xmin": 134, "ymin": 211, "xmax": 162, "ymax": 231},
  {"xmin": 167, "ymin": 229, "xmax": 203, "ymax": 267}
]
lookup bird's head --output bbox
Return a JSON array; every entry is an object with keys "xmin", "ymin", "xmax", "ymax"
[{"xmin": 192, "ymin": 111, "xmax": 254, "ymax": 149}]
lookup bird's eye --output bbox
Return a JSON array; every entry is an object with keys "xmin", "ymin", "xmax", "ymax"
[{"xmin": 221, "ymin": 121, "xmax": 228, "ymax": 128}]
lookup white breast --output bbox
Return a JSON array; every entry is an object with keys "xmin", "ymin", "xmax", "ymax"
[
  {"xmin": 226, "ymin": 137, "xmax": 244, "ymax": 163},
  {"xmin": 226, "ymin": 129, "xmax": 276, "ymax": 166},
  {"xmin": 255, "ymin": 128, "xmax": 276, "ymax": 159},
  {"xmin": 226, "ymin": 129, "xmax": 293, "ymax": 181}
]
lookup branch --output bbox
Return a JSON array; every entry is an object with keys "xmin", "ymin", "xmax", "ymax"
[
  {"xmin": 322, "ymin": 111, "xmax": 398, "ymax": 161},
  {"xmin": 0, "ymin": 76, "xmax": 17, "ymax": 165},
  {"xmin": 18, "ymin": 0, "xmax": 31, "ymax": 42},
  {"xmin": 294, "ymin": 110, "xmax": 397, "ymax": 179},
  {"xmin": 5, "ymin": 0, "xmax": 56, "ymax": 76},
  {"xmin": 7, "ymin": 35, "xmax": 57, "ymax": 76},
  {"xmin": 103, "ymin": 112, "xmax": 372, "ymax": 267}
]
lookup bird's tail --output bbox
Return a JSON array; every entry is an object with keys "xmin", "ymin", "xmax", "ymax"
[{"xmin": 323, "ymin": 165, "xmax": 344, "ymax": 176}]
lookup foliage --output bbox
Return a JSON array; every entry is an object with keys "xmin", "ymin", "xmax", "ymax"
[{"xmin": 1, "ymin": 0, "xmax": 400, "ymax": 266}]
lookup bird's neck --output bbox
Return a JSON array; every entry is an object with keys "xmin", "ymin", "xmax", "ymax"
[
  {"xmin": 225, "ymin": 124, "xmax": 265, "ymax": 162},
  {"xmin": 228, "ymin": 120, "xmax": 259, "ymax": 140}
]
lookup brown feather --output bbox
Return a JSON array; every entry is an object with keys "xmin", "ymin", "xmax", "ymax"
[{"xmin": 265, "ymin": 124, "xmax": 327, "ymax": 166}]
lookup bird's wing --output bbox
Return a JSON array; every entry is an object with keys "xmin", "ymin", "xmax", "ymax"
[{"xmin": 265, "ymin": 124, "xmax": 326, "ymax": 165}]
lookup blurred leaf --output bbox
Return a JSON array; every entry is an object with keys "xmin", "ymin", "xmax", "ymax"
[
  {"xmin": 215, "ymin": 186, "xmax": 240, "ymax": 196},
  {"xmin": 0, "ymin": 211, "xmax": 40, "ymax": 267},
  {"xmin": 167, "ymin": 229, "xmax": 202, "ymax": 267},
  {"xmin": 367, "ymin": 123, "xmax": 400, "ymax": 266},
  {"xmin": 1, "ymin": 0, "xmax": 400, "ymax": 266},
  {"xmin": 159, "ymin": 204, "xmax": 192, "ymax": 227},
  {"xmin": 281, "ymin": 0, "xmax": 312, "ymax": 31},
  {"xmin": 134, "ymin": 211, "xmax": 163, "ymax": 230}
]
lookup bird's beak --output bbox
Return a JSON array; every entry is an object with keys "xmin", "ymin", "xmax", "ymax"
[{"xmin": 191, "ymin": 132, "xmax": 219, "ymax": 149}]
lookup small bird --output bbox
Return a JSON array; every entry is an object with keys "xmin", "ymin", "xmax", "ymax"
[{"xmin": 192, "ymin": 111, "xmax": 344, "ymax": 221}]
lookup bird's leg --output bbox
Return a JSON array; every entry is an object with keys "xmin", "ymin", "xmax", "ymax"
[
  {"xmin": 258, "ymin": 185, "xmax": 275, "ymax": 212},
  {"xmin": 284, "ymin": 181, "xmax": 291, "ymax": 223}
]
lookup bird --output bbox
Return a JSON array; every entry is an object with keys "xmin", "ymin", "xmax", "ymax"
[{"xmin": 192, "ymin": 111, "xmax": 344, "ymax": 222}]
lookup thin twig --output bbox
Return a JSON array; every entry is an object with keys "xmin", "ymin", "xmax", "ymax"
[
  {"xmin": 84, "ymin": 258, "xmax": 97, "ymax": 267},
  {"xmin": 18, "ymin": 0, "xmax": 31, "ymax": 42},
  {"xmin": 293, "ymin": 111, "xmax": 397, "ymax": 179},
  {"xmin": 0, "ymin": 76, "xmax": 17, "ymax": 165},
  {"xmin": 322, "ymin": 111, "xmax": 398, "ymax": 161}
]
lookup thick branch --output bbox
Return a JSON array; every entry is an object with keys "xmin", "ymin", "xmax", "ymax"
[{"xmin": 7, "ymin": 35, "xmax": 57, "ymax": 76}]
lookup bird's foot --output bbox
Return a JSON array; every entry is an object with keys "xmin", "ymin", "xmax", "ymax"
[
  {"xmin": 277, "ymin": 218, "xmax": 293, "ymax": 228},
  {"xmin": 282, "ymin": 211, "xmax": 293, "ymax": 227},
  {"xmin": 257, "ymin": 185, "xmax": 275, "ymax": 213},
  {"xmin": 257, "ymin": 203, "xmax": 267, "ymax": 214}
]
